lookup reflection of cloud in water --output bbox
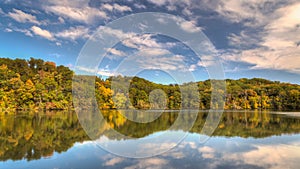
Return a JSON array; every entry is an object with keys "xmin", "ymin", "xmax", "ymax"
[
  {"xmin": 86, "ymin": 136, "xmax": 300, "ymax": 169},
  {"xmin": 224, "ymin": 144, "xmax": 300, "ymax": 169},
  {"xmin": 94, "ymin": 130, "xmax": 189, "ymax": 158},
  {"xmin": 187, "ymin": 142, "xmax": 197, "ymax": 149},
  {"xmin": 162, "ymin": 151, "xmax": 185, "ymax": 159},
  {"xmin": 73, "ymin": 141, "xmax": 97, "ymax": 147},
  {"xmin": 166, "ymin": 139, "xmax": 300, "ymax": 169},
  {"xmin": 177, "ymin": 141, "xmax": 198, "ymax": 149},
  {"xmin": 137, "ymin": 142, "xmax": 177, "ymax": 155},
  {"xmin": 198, "ymin": 146, "xmax": 215, "ymax": 159},
  {"xmin": 124, "ymin": 158, "xmax": 169, "ymax": 169},
  {"xmin": 104, "ymin": 157, "xmax": 125, "ymax": 166},
  {"xmin": 222, "ymin": 141, "xmax": 258, "ymax": 153},
  {"xmin": 199, "ymin": 146, "xmax": 215, "ymax": 153}
]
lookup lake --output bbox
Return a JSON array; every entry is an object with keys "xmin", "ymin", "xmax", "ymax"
[{"xmin": 1, "ymin": 110, "xmax": 300, "ymax": 169}]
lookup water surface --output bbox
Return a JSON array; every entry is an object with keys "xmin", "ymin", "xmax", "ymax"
[{"xmin": 1, "ymin": 110, "xmax": 300, "ymax": 169}]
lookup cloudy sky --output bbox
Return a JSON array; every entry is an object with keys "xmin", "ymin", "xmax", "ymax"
[{"xmin": 0, "ymin": 0, "xmax": 300, "ymax": 83}]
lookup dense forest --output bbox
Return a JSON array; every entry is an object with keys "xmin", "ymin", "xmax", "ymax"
[
  {"xmin": 1, "ymin": 58, "xmax": 300, "ymax": 112},
  {"xmin": 0, "ymin": 58, "xmax": 73, "ymax": 111}
]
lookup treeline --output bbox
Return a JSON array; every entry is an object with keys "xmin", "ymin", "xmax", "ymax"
[
  {"xmin": 0, "ymin": 58, "xmax": 73, "ymax": 111},
  {"xmin": 1, "ymin": 58, "xmax": 300, "ymax": 112},
  {"xmin": 92, "ymin": 75, "xmax": 300, "ymax": 111}
]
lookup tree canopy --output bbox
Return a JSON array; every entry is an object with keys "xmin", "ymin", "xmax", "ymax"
[{"xmin": 1, "ymin": 58, "xmax": 300, "ymax": 112}]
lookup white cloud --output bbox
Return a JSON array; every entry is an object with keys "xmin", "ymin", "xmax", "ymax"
[
  {"xmin": 170, "ymin": 16, "xmax": 202, "ymax": 33},
  {"xmin": 2, "ymin": 0, "xmax": 13, "ymax": 4},
  {"xmin": 179, "ymin": 20, "xmax": 201, "ymax": 33},
  {"xmin": 188, "ymin": 64, "xmax": 197, "ymax": 71},
  {"xmin": 101, "ymin": 3, "xmax": 113, "ymax": 11},
  {"xmin": 147, "ymin": 0, "xmax": 191, "ymax": 7},
  {"xmin": 95, "ymin": 28, "xmax": 194, "ymax": 73},
  {"xmin": 95, "ymin": 29, "xmax": 197, "ymax": 72},
  {"xmin": 55, "ymin": 42, "xmax": 62, "ymax": 46},
  {"xmin": 194, "ymin": 0, "xmax": 295, "ymax": 28},
  {"xmin": 134, "ymin": 4, "xmax": 147, "ymax": 9},
  {"xmin": 31, "ymin": 26, "xmax": 54, "ymax": 40},
  {"xmin": 44, "ymin": 5, "xmax": 107, "ymax": 24},
  {"xmin": 182, "ymin": 7, "xmax": 193, "ymax": 16},
  {"xmin": 135, "ymin": 54, "xmax": 186, "ymax": 71},
  {"xmin": 212, "ymin": 0, "xmax": 268, "ymax": 27},
  {"xmin": 97, "ymin": 69, "xmax": 119, "ymax": 77},
  {"xmin": 58, "ymin": 17, "xmax": 65, "ymax": 24},
  {"xmin": 75, "ymin": 66, "xmax": 97, "ymax": 74},
  {"xmin": 228, "ymin": 31, "xmax": 261, "ymax": 48},
  {"xmin": 96, "ymin": 28, "xmax": 176, "ymax": 60},
  {"xmin": 48, "ymin": 53, "xmax": 62, "ymax": 58},
  {"xmin": 147, "ymin": 0, "xmax": 296, "ymax": 30},
  {"xmin": 197, "ymin": 55, "xmax": 216, "ymax": 67},
  {"xmin": 75, "ymin": 66, "xmax": 119, "ymax": 77},
  {"xmin": 13, "ymin": 28, "xmax": 33, "ymax": 37},
  {"xmin": 44, "ymin": 0, "xmax": 92, "ymax": 8},
  {"xmin": 99, "ymin": 28, "xmax": 187, "ymax": 57},
  {"xmin": 248, "ymin": 48, "xmax": 300, "ymax": 72},
  {"xmin": 122, "ymin": 34, "xmax": 161, "ymax": 49},
  {"xmin": 262, "ymin": 3, "xmax": 300, "ymax": 50},
  {"xmin": 0, "ymin": 8, "xmax": 4, "ymax": 15},
  {"xmin": 138, "ymin": 48, "xmax": 171, "ymax": 56},
  {"xmin": 146, "ymin": 0, "xmax": 194, "ymax": 12},
  {"xmin": 8, "ymin": 8, "xmax": 40, "ymax": 25},
  {"xmin": 113, "ymin": 33, "xmax": 191, "ymax": 71},
  {"xmin": 147, "ymin": 0, "xmax": 168, "ymax": 6},
  {"xmin": 44, "ymin": 1, "xmax": 130, "ymax": 25},
  {"xmin": 222, "ymin": 47, "xmax": 300, "ymax": 73},
  {"xmin": 222, "ymin": 2, "xmax": 300, "ymax": 74},
  {"xmin": 166, "ymin": 5, "xmax": 177, "ymax": 11},
  {"xmin": 107, "ymin": 48, "xmax": 125, "ymax": 56},
  {"xmin": 55, "ymin": 26, "xmax": 90, "ymax": 41},
  {"xmin": 98, "ymin": 26, "xmax": 135, "ymax": 40},
  {"xmin": 4, "ymin": 28, "xmax": 13, "ymax": 32},
  {"xmin": 266, "ymin": 3, "xmax": 300, "ymax": 32},
  {"xmin": 101, "ymin": 3, "xmax": 132, "ymax": 12},
  {"xmin": 6, "ymin": 27, "xmax": 33, "ymax": 37}
]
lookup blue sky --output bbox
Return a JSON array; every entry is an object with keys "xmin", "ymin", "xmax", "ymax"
[{"xmin": 0, "ymin": 0, "xmax": 300, "ymax": 84}]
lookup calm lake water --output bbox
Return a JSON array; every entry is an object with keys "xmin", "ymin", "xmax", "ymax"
[{"xmin": 1, "ymin": 110, "xmax": 300, "ymax": 169}]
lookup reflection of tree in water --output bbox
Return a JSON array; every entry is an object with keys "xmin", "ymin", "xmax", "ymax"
[
  {"xmin": 211, "ymin": 111, "xmax": 300, "ymax": 138},
  {"xmin": 0, "ymin": 111, "xmax": 88, "ymax": 161},
  {"xmin": 1, "ymin": 110, "xmax": 300, "ymax": 161},
  {"xmin": 102, "ymin": 110, "xmax": 179, "ymax": 138},
  {"xmin": 105, "ymin": 110, "xmax": 300, "ymax": 139}
]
